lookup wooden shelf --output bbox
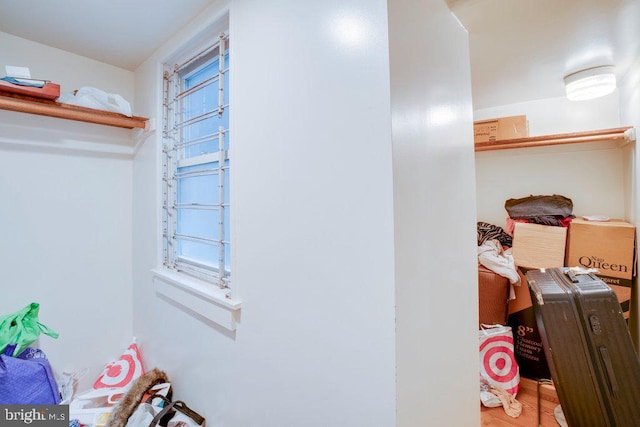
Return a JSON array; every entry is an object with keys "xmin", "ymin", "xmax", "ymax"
[
  {"xmin": 475, "ymin": 127, "xmax": 634, "ymax": 152},
  {"xmin": 0, "ymin": 92, "xmax": 148, "ymax": 129}
]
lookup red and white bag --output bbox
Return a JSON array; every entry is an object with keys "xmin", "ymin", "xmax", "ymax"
[
  {"xmin": 479, "ymin": 324, "xmax": 520, "ymax": 407},
  {"xmin": 93, "ymin": 342, "xmax": 145, "ymax": 390}
]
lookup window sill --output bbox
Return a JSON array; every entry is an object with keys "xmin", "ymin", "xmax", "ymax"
[{"xmin": 152, "ymin": 269, "xmax": 241, "ymax": 331}]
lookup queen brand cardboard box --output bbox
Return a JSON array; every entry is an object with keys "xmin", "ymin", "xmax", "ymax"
[{"xmin": 565, "ymin": 218, "xmax": 636, "ymax": 317}]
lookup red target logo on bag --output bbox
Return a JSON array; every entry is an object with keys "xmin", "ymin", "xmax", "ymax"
[
  {"xmin": 93, "ymin": 342, "xmax": 144, "ymax": 390},
  {"xmin": 479, "ymin": 326, "xmax": 520, "ymax": 396}
]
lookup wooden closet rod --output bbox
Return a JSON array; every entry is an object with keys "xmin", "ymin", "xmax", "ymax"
[{"xmin": 475, "ymin": 127, "xmax": 633, "ymax": 152}]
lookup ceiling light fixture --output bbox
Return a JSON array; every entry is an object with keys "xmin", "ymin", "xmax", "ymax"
[{"xmin": 564, "ymin": 66, "xmax": 616, "ymax": 101}]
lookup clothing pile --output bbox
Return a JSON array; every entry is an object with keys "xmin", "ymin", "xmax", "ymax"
[
  {"xmin": 476, "ymin": 194, "xmax": 576, "ymax": 302},
  {"xmin": 477, "ymin": 222, "xmax": 520, "ymax": 297},
  {"xmin": 504, "ymin": 194, "xmax": 574, "ymax": 234},
  {"xmin": 477, "ymin": 221, "xmax": 513, "ymax": 248}
]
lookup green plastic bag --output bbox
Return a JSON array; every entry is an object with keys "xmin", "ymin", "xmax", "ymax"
[{"xmin": 0, "ymin": 302, "xmax": 59, "ymax": 356}]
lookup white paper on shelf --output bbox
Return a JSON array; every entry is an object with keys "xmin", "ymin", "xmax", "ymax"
[
  {"xmin": 582, "ymin": 215, "xmax": 610, "ymax": 222},
  {"xmin": 5, "ymin": 65, "xmax": 31, "ymax": 79}
]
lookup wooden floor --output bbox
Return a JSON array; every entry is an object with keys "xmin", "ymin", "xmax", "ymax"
[{"xmin": 481, "ymin": 378, "xmax": 561, "ymax": 426}]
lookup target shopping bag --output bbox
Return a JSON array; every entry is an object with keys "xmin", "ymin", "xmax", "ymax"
[
  {"xmin": 479, "ymin": 325, "xmax": 520, "ymax": 406},
  {"xmin": 93, "ymin": 341, "xmax": 144, "ymax": 390}
]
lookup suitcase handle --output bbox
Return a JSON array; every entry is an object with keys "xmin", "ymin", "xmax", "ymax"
[
  {"xmin": 564, "ymin": 269, "xmax": 579, "ymax": 283},
  {"xmin": 599, "ymin": 346, "xmax": 619, "ymax": 398}
]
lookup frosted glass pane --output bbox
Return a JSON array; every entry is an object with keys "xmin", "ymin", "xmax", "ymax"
[
  {"xmin": 182, "ymin": 53, "xmax": 230, "ymax": 159},
  {"xmin": 177, "ymin": 209, "xmax": 219, "ymax": 241},
  {"xmin": 177, "ymin": 162, "xmax": 219, "ymax": 205},
  {"xmin": 178, "ymin": 240, "xmax": 216, "ymax": 266}
]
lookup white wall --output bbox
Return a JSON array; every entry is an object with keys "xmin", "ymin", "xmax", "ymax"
[
  {"xmin": 474, "ymin": 95, "xmax": 624, "ymax": 227},
  {"xmin": 474, "ymin": 94, "xmax": 621, "ymax": 136},
  {"xmin": 0, "ymin": 33, "xmax": 135, "ymax": 391},
  {"xmin": 388, "ymin": 1, "xmax": 479, "ymax": 426},
  {"xmin": 0, "ymin": 31, "xmax": 134, "ymax": 104},
  {"xmin": 617, "ymin": 0, "xmax": 640, "ymax": 346},
  {"xmin": 133, "ymin": 1, "xmax": 397, "ymax": 425}
]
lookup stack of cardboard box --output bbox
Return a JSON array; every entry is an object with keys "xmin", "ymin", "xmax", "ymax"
[{"xmin": 508, "ymin": 219, "xmax": 636, "ymax": 379}]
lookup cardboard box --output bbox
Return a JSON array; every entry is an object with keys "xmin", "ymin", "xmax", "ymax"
[
  {"xmin": 565, "ymin": 218, "xmax": 636, "ymax": 285},
  {"xmin": 512, "ymin": 223, "xmax": 567, "ymax": 269},
  {"xmin": 565, "ymin": 218, "xmax": 636, "ymax": 317},
  {"xmin": 473, "ymin": 115, "xmax": 529, "ymax": 143},
  {"xmin": 508, "ymin": 268, "xmax": 550, "ymax": 380},
  {"xmin": 510, "ymin": 222, "xmax": 569, "ymax": 378}
]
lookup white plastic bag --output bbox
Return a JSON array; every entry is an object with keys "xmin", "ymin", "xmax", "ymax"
[
  {"xmin": 70, "ymin": 387, "xmax": 126, "ymax": 408},
  {"xmin": 62, "ymin": 86, "xmax": 132, "ymax": 117},
  {"xmin": 58, "ymin": 369, "xmax": 88, "ymax": 405},
  {"xmin": 480, "ymin": 375, "xmax": 502, "ymax": 407},
  {"xmin": 168, "ymin": 410, "xmax": 205, "ymax": 427},
  {"xmin": 126, "ymin": 403, "xmax": 160, "ymax": 427},
  {"xmin": 69, "ymin": 387, "xmax": 123, "ymax": 425}
]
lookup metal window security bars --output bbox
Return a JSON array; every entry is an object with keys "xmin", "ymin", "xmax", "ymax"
[{"xmin": 162, "ymin": 33, "xmax": 230, "ymax": 288}]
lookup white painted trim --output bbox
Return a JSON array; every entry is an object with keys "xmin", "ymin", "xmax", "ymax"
[
  {"xmin": 152, "ymin": 268, "xmax": 240, "ymax": 331},
  {"xmin": 177, "ymin": 152, "xmax": 219, "ymax": 168},
  {"xmin": 624, "ymin": 127, "xmax": 636, "ymax": 144}
]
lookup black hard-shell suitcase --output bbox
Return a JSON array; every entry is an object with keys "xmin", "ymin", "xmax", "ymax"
[{"xmin": 526, "ymin": 268, "xmax": 640, "ymax": 427}]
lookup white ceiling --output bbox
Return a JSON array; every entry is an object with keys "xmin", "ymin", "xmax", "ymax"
[
  {"xmin": 1, "ymin": 0, "xmax": 637, "ymax": 109},
  {"xmin": 448, "ymin": 0, "xmax": 639, "ymax": 109},
  {"xmin": 0, "ymin": 0, "xmax": 215, "ymax": 71}
]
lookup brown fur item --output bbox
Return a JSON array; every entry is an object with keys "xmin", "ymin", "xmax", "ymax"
[{"xmin": 105, "ymin": 368, "xmax": 169, "ymax": 427}]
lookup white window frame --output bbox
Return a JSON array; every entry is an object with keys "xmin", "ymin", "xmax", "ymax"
[{"xmin": 162, "ymin": 32, "xmax": 230, "ymax": 289}]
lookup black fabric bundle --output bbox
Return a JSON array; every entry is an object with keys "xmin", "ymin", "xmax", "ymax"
[{"xmin": 505, "ymin": 194, "xmax": 574, "ymax": 226}]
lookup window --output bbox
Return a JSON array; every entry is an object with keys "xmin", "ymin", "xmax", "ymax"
[{"xmin": 162, "ymin": 33, "xmax": 230, "ymax": 288}]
